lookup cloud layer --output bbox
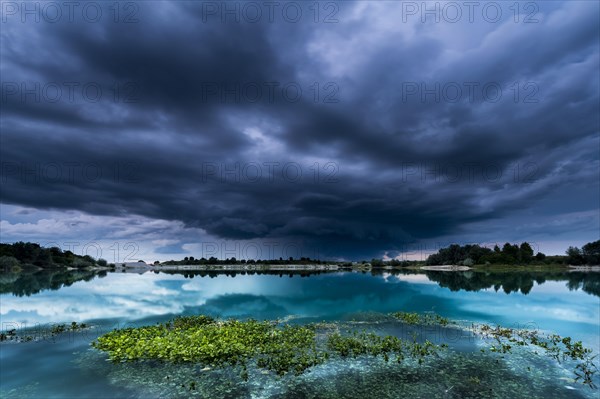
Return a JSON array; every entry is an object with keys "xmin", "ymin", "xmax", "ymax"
[{"xmin": 1, "ymin": 1, "xmax": 598, "ymax": 259}]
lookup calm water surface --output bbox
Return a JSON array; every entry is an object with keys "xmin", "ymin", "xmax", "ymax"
[{"xmin": 1, "ymin": 269, "xmax": 599, "ymax": 398}]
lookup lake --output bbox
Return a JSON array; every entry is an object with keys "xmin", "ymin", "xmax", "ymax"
[{"xmin": 1, "ymin": 269, "xmax": 599, "ymax": 398}]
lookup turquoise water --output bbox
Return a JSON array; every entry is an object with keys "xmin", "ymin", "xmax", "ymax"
[{"xmin": 1, "ymin": 270, "xmax": 599, "ymax": 398}]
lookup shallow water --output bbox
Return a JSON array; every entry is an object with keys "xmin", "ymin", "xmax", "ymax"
[{"xmin": 1, "ymin": 269, "xmax": 599, "ymax": 398}]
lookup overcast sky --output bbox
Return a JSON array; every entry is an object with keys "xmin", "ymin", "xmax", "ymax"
[{"xmin": 1, "ymin": 1, "xmax": 598, "ymax": 262}]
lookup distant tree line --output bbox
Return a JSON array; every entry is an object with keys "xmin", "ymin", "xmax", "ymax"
[
  {"xmin": 156, "ymin": 269, "xmax": 335, "ymax": 279},
  {"xmin": 425, "ymin": 240, "xmax": 600, "ymax": 266},
  {"xmin": 566, "ymin": 241, "xmax": 600, "ymax": 266},
  {"xmin": 369, "ymin": 259, "xmax": 416, "ymax": 267},
  {"xmin": 1, "ymin": 239, "xmax": 598, "ymax": 272},
  {"xmin": 0, "ymin": 242, "xmax": 111, "ymax": 271},
  {"xmin": 160, "ymin": 256, "xmax": 326, "ymax": 266},
  {"xmin": 425, "ymin": 242, "xmax": 538, "ymax": 266}
]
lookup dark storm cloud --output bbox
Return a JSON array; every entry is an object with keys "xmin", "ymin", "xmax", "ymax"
[{"xmin": 1, "ymin": 1, "xmax": 598, "ymax": 258}]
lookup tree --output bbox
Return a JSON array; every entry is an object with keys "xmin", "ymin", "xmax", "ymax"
[
  {"xmin": 425, "ymin": 253, "xmax": 443, "ymax": 265},
  {"xmin": 371, "ymin": 258, "xmax": 384, "ymax": 267},
  {"xmin": 566, "ymin": 247, "xmax": 585, "ymax": 265},
  {"xmin": 83, "ymin": 255, "xmax": 96, "ymax": 264},
  {"xmin": 0, "ymin": 256, "xmax": 20, "ymax": 271},
  {"xmin": 97, "ymin": 258, "xmax": 108, "ymax": 267},
  {"xmin": 34, "ymin": 250, "xmax": 53, "ymax": 267},
  {"xmin": 501, "ymin": 243, "xmax": 519, "ymax": 264},
  {"xmin": 519, "ymin": 242, "xmax": 534, "ymax": 264},
  {"xmin": 467, "ymin": 245, "xmax": 492, "ymax": 264},
  {"xmin": 582, "ymin": 240, "xmax": 600, "ymax": 265}
]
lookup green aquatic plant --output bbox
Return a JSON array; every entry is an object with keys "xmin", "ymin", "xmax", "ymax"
[
  {"xmin": 50, "ymin": 324, "xmax": 66, "ymax": 334},
  {"xmin": 70, "ymin": 321, "xmax": 87, "ymax": 331},
  {"xmin": 390, "ymin": 312, "xmax": 451, "ymax": 327},
  {"xmin": 0, "ymin": 329, "xmax": 16, "ymax": 341},
  {"xmin": 49, "ymin": 322, "xmax": 87, "ymax": 335},
  {"xmin": 391, "ymin": 312, "xmax": 420, "ymax": 325},
  {"xmin": 575, "ymin": 356, "xmax": 599, "ymax": 388},
  {"xmin": 327, "ymin": 331, "xmax": 404, "ymax": 361},
  {"xmin": 91, "ymin": 313, "xmax": 598, "ymax": 389},
  {"xmin": 93, "ymin": 317, "xmax": 327, "ymax": 377},
  {"xmin": 171, "ymin": 315, "xmax": 215, "ymax": 329},
  {"xmin": 0, "ymin": 322, "xmax": 89, "ymax": 343},
  {"xmin": 92, "ymin": 315, "xmax": 444, "ymax": 378},
  {"xmin": 390, "ymin": 311, "xmax": 450, "ymax": 326},
  {"xmin": 326, "ymin": 330, "xmax": 442, "ymax": 366},
  {"xmin": 474, "ymin": 322, "xmax": 598, "ymax": 388}
]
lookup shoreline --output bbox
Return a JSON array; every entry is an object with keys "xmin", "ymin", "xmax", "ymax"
[
  {"xmin": 4, "ymin": 263, "xmax": 594, "ymax": 275},
  {"xmin": 142, "ymin": 263, "xmax": 343, "ymax": 272},
  {"xmin": 568, "ymin": 265, "xmax": 600, "ymax": 272},
  {"xmin": 419, "ymin": 265, "xmax": 472, "ymax": 271}
]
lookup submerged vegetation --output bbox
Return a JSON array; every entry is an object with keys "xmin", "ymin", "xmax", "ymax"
[
  {"xmin": 92, "ymin": 313, "xmax": 598, "ymax": 389},
  {"xmin": 391, "ymin": 311, "xmax": 450, "ymax": 326},
  {"xmin": 93, "ymin": 316, "xmax": 326, "ymax": 377},
  {"xmin": 0, "ymin": 321, "xmax": 89, "ymax": 343},
  {"xmin": 472, "ymin": 323, "xmax": 599, "ymax": 389},
  {"xmin": 327, "ymin": 331, "xmax": 440, "ymax": 365},
  {"xmin": 92, "ymin": 314, "xmax": 447, "ymax": 379}
]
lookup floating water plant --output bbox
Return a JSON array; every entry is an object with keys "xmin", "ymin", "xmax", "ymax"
[
  {"xmin": 0, "ymin": 321, "xmax": 89, "ymax": 343},
  {"xmin": 92, "ymin": 315, "xmax": 445, "ymax": 378},
  {"xmin": 473, "ymin": 323, "xmax": 598, "ymax": 388},
  {"xmin": 91, "ymin": 313, "xmax": 598, "ymax": 389},
  {"xmin": 390, "ymin": 311, "xmax": 450, "ymax": 326},
  {"xmin": 327, "ymin": 330, "xmax": 441, "ymax": 365},
  {"xmin": 92, "ymin": 316, "xmax": 327, "ymax": 377}
]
